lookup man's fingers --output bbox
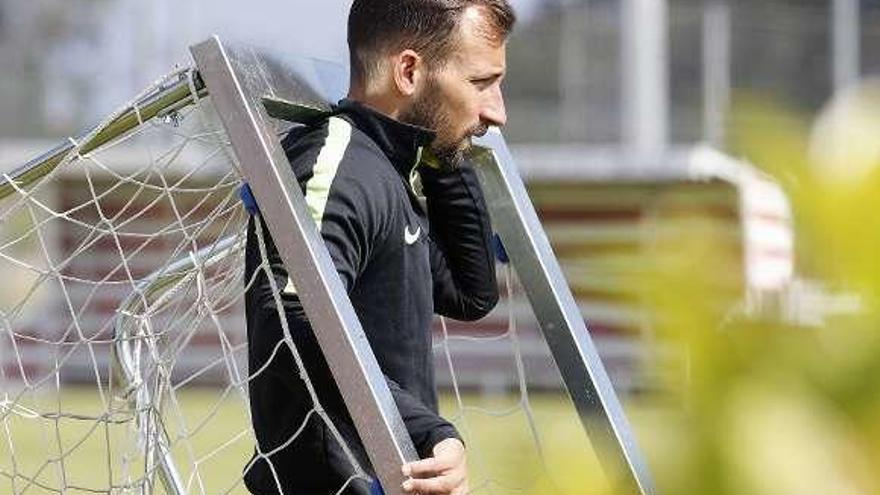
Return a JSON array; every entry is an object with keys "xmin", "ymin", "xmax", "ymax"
[
  {"xmin": 402, "ymin": 457, "xmax": 451, "ymax": 478},
  {"xmin": 401, "ymin": 438, "xmax": 467, "ymax": 493},
  {"xmin": 401, "ymin": 472, "xmax": 463, "ymax": 494}
]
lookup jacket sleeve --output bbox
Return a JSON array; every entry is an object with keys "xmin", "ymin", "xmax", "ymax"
[
  {"xmin": 421, "ymin": 161, "xmax": 499, "ymax": 321},
  {"xmin": 385, "ymin": 376, "xmax": 461, "ymax": 458}
]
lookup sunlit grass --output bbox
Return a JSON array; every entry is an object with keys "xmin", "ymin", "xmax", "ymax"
[{"xmin": 7, "ymin": 388, "xmax": 655, "ymax": 494}]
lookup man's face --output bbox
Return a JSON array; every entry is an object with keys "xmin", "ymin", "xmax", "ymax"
[{"xmin": 401, "ymin": 7, "xmax": 508, "ymax": 169}]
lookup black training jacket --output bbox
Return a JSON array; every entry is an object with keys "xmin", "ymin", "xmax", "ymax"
[{"xmin": 243, "ymin": 99, "xmax": 499, "ymax": 495}]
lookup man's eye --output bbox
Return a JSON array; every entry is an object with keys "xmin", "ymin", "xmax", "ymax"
[{"xmin": 471, "ymin": 78, "xmax": 495, "ymax": 89}]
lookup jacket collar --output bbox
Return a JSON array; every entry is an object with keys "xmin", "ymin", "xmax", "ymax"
[{"xmin": 334, "ymin": 98, "xmax": 436, "ymax": 178}]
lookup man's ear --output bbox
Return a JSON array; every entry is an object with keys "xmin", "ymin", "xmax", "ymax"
[{"xmin": 392, "ymin": 49, "xmax": 423, "ymax": 97}]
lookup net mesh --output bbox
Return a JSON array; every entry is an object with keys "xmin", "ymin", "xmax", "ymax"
[{"xmin": 0, "ymin": 67, "xmax": 598, "ymax": 495}]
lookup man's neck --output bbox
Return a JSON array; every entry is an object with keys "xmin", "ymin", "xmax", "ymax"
[{"xmin": 347, "ymin": 84, "xmax": 404, "ymax": 121}]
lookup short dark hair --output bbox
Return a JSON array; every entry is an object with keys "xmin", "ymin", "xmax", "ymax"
[{"xmin": 348, "ymin": 0, "xmax": 516, "ymax": 87}]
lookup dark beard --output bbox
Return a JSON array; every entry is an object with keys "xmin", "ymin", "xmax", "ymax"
[{"xmin": 399, "ymin": 80, "xmax": 473, "ymax": 171}]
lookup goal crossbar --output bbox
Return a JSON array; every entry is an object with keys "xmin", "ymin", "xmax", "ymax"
[
  {"xmin": 471, "ymin": 135, "xmax": 655, "ymax": 494},
  {"xmin": 0, "ymin": 69, "xmax": 206, "ymax": 202}
]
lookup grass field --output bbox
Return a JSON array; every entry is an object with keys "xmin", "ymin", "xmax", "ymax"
[{"xmin": 1, "ymin": 386, "xmax": 674, "ymax": 494}]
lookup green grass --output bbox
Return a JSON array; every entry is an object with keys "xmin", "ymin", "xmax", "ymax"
[
  {"xmin": 1, "ymin": 386, "xmax": 671, "ymax": 494},
  {"xmin": 2, "ymin": 385, "xmax": 253, "ymax": 494}
]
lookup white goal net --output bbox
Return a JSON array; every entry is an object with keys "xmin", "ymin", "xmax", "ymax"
[
  {"xmin": 0, "ymin": 68, "xmax": 255, "ymax": 494},
  {"xmin": 0, "ymin": 64, "xmax": 602, "ymax": 495}
]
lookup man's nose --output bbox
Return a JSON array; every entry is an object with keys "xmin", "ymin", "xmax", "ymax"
[{"xmin": 481, "ymin": 85, "xmax": 507, "ymax": 128}]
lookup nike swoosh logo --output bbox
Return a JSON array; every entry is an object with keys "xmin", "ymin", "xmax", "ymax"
[{"xmin": 404, "ymin": 225, "xmax": 421, "ymax": 245}]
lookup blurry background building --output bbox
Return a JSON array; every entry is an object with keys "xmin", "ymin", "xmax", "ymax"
[{"xmin": 2, "ymin": 0, "xmax": 878, "ymax": 143}]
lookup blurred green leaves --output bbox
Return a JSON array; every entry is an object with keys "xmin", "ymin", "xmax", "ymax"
[
  {"xmin": 640, "ymin": 86, "xmax": 880, "ymax": 495},
  {"xmin": 493, "ymin": 85, "xmax": 880, "ymax": 494}
]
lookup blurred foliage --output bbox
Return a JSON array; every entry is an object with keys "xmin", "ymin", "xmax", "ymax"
[
  {"xmin": 643, "ymin": 89, "xmax": 880, "ymax": 495},
  {"xmin": 491, "ymin": 86, "xmax": 880, "ymax": 494},
  {"xmin": 651, "ymin": 89, "xmax": 880, "ymax": 495}
]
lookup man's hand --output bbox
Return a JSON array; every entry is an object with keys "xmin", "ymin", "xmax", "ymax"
[{"xmin": 401, "ymin": 438, "xmax": 468, "ymax": 494}]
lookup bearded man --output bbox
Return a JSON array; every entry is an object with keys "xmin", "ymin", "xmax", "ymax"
[{"xmin": 243, "ymin": 1, "xmax": 515, "ymax": 494}]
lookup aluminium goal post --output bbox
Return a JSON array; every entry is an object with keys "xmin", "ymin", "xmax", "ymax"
[{"xmin": 189, "ymin": 36, "xmax": 655, "ymax": 495}]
